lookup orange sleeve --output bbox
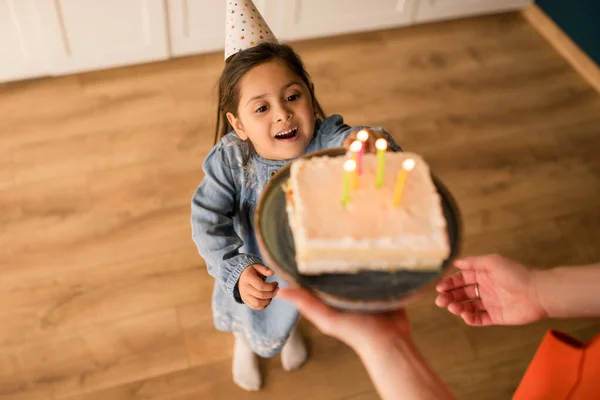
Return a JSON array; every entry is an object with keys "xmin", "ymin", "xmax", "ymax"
[
  {"xmin": 513, "ymin": 330, "xmax": 600, "ymax": 400},
  {"xmin": 571, "ymin": 334, "xmax": 600, "ymax": 399}
]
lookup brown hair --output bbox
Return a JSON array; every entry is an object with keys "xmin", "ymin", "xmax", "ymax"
[{"xmin": 214, "ymin": 42, "xmax": 326, "ymax": 145}]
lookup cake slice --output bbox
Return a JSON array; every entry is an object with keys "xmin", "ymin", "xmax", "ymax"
[{"xmin": 284, "ymin": 152, "xmax": 450, "ymax": 275}]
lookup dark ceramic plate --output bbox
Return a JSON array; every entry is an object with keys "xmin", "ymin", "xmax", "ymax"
[{"xmin": 255, "ymin": 148, "xmax": 462, "ymax": 311}]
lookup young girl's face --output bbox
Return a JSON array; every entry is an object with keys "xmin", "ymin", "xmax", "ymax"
[{"xmin": 226, "ymin": 59, "xmax": 316, "ymax": 161}]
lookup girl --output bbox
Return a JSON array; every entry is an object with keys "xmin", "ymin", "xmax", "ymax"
[{"xmin": 191, "ymin": 41, "xmax": 401, "ymax": 391}]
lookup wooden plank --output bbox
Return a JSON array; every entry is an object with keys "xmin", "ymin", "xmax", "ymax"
[
  {"xmin": 0, "ymin": 309, "xmax": 188, "ymax": 400},
  {"xmin": 0, "ymin": 11, "xmax": 599, "ymax": 400}
]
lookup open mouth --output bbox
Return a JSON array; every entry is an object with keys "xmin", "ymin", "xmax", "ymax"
[{"xmin": 275, "ymin": 127, "xmax": 298, "ymax": 140}]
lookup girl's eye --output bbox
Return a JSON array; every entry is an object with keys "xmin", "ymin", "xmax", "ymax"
[
  {"xmin": 256, "ymin": 105, "xmax": 268, "ymax": 113},
  {"xmin": 286, "ymin": 94, "xmax": 300, "ymax": 102}
]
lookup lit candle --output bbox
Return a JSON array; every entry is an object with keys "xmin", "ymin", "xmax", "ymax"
[
  {"xmin": 356, "ymin": 130, "xmax": 369, "ymax": 175},
  {"xmin": 375, "ymin": 138, "xmax": 388, "ymax": 188},
  {"xmin": 341, "ymin": 159, "xmax": 356, "ymax": 206},
  {"xmin": 393, "ymin": 158, "xmax": 416, "ymax": 206},
  {"xmin": 349, "ymin": 140, "xmax": 362, "ymax": 189}
]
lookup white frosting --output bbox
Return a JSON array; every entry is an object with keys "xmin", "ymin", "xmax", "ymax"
[
  {"xmin": 298, "ymin": 258, "xmax": 440, "ymax": 273},
  {"xmin": 286, "ymin": 152, "xmax": 450, "ymax": 274}
]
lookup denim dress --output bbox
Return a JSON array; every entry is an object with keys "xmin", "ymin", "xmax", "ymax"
[{"xmin": 191, "ymin": 114, "xmax": 401, "ymax": 357}]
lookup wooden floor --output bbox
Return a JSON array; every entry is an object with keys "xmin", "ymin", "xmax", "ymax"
[{"xmin": 1, "ymin": 11, "xmax": 600, "ymax": 400}]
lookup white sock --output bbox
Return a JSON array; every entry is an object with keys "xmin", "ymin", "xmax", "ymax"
[
  {"xmin": 281, "ymin": 324, "xmax": 308, "ymax": 371},
  {"xmin": 232, "ymin": 332, "xmax": 261, "ymax": 391}
]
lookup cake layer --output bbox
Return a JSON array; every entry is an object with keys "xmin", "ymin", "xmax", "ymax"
[
  {"xmin": 285, "ymin": 152, "xmax": 450, "ymax": 275},
  {"xmin": 296, "ymin": 247, "xmax": 446, "ymax": 274}
]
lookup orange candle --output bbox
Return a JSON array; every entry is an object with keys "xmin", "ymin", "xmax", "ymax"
[
  {"xmin": 393, "ymin": 158, "xmax": 415, "ymax": 206},
  {"xmin": 341, "ymin": 159, "xmax": 357, "ymax": 206},
  {"xmin": 375, "ymin": 138, "xmax": 387, "ymax": 188},
  {"xmin": 349, "ymin": 140, "xmax": 362, "ymax": 189}
]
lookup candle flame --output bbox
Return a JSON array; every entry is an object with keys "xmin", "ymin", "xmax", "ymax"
[
  {"xmin": 357, "ymin": 130, "xmax": 369, "ymax": 142},
  {"xmin": 349, "ymin": 140, "xmax": 362, "ymax": 153},
  {"xmin": 344, "ymin": 159, "xmax": 357, "ymax": 172},
  {"xmin": 375, "ymin": 138, "xmax": 388, "ymax": 151},
  {"xmin": 402, "ymin": 159, "xmax": 416, "ymax": 171}
]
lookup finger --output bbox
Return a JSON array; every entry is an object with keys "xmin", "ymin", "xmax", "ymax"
[
  {"xmin": 447, "ymin": 300, "xmax": 485, "ymax": 316},
  {"xmin": 252, "ymin": 264, "xmax": 274, "ymax": 277},
  {"xmin": 246, "ymin": 273, "xmax": 278, "ymax": 291},
  {"xmin": 461, "ymin": 310, "xmax": 494, "ymax": 327},
  {"xmin": 243, "ymin": 285, "xmax": 278, "ymax": 300},
  {"xmin": 436, "ymin": 270, "xmax": 476, "ymax": 292},
  {"xmin": 436, "ymin": 290, "xmax": 475, "ymax": 307},
  {"xmin": 245, "ymin": 297, "xmax": 272, "ymax": 310},
  {"xmin": 440, "ymin": 284, "xmax": 480, "ymax": 304},
  {"xmin": 453, "ymin": 254, "xmax": 503, "ymax": 271},
  {"xmin": 278, "ymin": 288, "xmax": 340, "ymax": 335},
  {"xmin": 435, "ymin": 292, "xmax": 453, "ymax": 308},
  {"xmin": 248, "ymin": 279, "xmax": 278, "ymax": 292}
]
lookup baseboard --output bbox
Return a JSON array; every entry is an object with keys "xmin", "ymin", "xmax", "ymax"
[{"xmin": 522, "ymin": 4, "xmax": 600, "ymax": 94}]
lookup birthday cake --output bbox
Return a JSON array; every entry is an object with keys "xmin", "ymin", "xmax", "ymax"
[{"xmin": 284, "ymin": 150, "xmax": 450, "ymax": 275}]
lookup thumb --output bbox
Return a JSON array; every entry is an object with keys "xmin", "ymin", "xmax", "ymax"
[
  {"xmin": 278, "ymin": 288, "xmax": 339, "ymax": 331},
  {"xmin": 452, "ymin": 258, "xmax": 473, "ymax": 270},
  {"xmin": 453, "ymin": 256, "xmax": 485, "ymax": 270},
  {"xmin": 252, "ymin": 264, "xmax": 274, "ymax": 277},
  {"xmin": 454, "ymin": 254, "xmax": 502, "ymax": 271}
]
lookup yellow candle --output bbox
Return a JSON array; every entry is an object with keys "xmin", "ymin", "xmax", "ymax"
[
  {"xmin": 375, "ymin": 138, "xmax": 387, "ymax": 188},
  {"xmin": 393, "ymin": 158, "xmax": 415, "ymax": 206},
  {"xmin": 341, "ymin": 159, "xmax": 356, "ymax": 206},
  {"xmin": 349, "ymin": 140, "xmax": 362, "ymax": 189}
]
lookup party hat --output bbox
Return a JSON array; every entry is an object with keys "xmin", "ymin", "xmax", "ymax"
[{"xmin": 225, "ymin": 0, "xmax": 278, "ymax": 60}]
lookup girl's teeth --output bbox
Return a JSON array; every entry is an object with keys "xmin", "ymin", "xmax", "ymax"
[{"xmin": 276, "ymin": 128, "xmax": 297, "ymax": 138}]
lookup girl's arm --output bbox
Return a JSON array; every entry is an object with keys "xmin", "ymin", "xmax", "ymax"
[{"xmin": 191, "ymin": 142, "xmax": 262, "ymax": 301}]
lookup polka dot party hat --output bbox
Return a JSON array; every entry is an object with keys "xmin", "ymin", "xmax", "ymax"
[{"xmin": 225, "ymin": 0, "xmax": 278, "ymax": 60}]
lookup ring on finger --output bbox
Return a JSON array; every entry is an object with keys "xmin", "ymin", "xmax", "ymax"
[{"xmin": 458, "ymin": 283, "xmax": 481, "ymax": 304}]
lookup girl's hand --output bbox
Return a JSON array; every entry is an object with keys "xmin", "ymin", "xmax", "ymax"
[
  {"xmin": 435, "ymin": 254, "xmax": 547, "ymax": 326},
  {"xmin": 343, "ymin": 128, "xmax": 389, "ymax": 154},
  {"xmin": 239, "ymin": 264, "xmax": 279, "ymax": 310}
]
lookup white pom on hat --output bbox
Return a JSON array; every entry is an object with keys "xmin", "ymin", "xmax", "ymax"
[{"xmin": 225, "ymin": 0, "xmax": 278, "ymax": 60}]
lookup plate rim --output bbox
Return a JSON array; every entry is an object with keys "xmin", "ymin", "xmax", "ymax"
[{"xmin": 254, "ymin": 147, "xmax": 462, "ymax": 308}]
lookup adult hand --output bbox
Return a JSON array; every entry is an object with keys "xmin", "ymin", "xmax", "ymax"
[
  {"xmin": 278, "ymin": 287, "xmax": 410, "ymax": 350},
  {"xmin": 279, "ymin": 288, "xmax": 457, "ymax": 400},
  {"xmin": 435, "ymin": 254, "xmax": 547, "ymax": 326}
]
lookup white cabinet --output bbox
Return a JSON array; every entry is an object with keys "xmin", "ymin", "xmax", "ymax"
[
  {"xmin": 167, "ymin": 0, "xmax": 277, "ymax": 58},
  {"xmin": 415, "ymin": 0, "xmax": 532, "ymax": 23},
  {"xmin": 36, "ymin": 0, "xmax": 169, "ymax": 75},
  {"xmin": 0, "ymin": 0, "xmax": 535, "ymax": 83},
  {"xmin": 167, "ymin": 0, "xmax": 225, "ymax": 57},
  {"xmin": 276, "ymin": 0, "xmax": 417, "ymax": 41},
  {"xmin": 0, "ymin": 0, "xmax": 49, "ymax": 82}
]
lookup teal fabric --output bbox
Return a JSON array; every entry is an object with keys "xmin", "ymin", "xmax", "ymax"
[{"xmin": 537, "ymin": 0, "xmax": 600, "ymax": 65}]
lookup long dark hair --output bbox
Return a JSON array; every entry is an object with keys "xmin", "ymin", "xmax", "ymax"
[{"xmin": 214, "ymin": 42, "xmax": 326, "ymax": 145}]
